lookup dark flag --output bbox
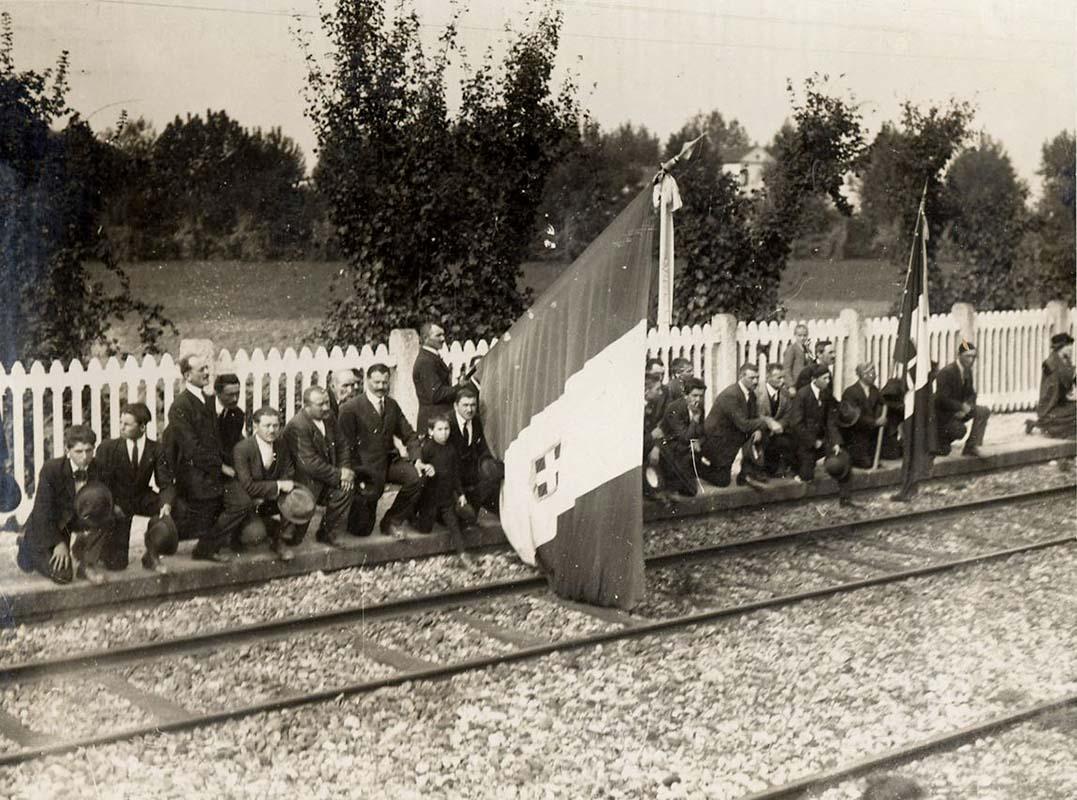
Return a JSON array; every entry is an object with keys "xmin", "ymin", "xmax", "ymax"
[
  {"xmin": 892, "ymin": 191, "xmax": 937, "ymax": 500},
  {"xmin": 474, "ymin": 188, "xmax": 656, "ymax": 609}
]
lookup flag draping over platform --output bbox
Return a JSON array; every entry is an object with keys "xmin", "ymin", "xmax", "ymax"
[{"xmin": 475, "ymin": 188, "xmax": 656, "ymax": 609}]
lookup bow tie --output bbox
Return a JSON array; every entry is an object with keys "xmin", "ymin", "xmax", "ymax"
[{"xmin": 74, "ymin": 469, "xmax": 88, "ymax": 482}]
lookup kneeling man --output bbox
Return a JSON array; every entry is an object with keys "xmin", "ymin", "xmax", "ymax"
[
  {"xmin": 935, "ymin": 341, "xmax": 990, "ymax": 457},
  {"xmin": 449, "ymin": 385, "xmax": 503, "ymax": 516}
]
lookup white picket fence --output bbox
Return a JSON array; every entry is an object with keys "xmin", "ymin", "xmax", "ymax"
[{"xmin": 1, "ymin": 301, "xmax": 1073, "ymax": 524}]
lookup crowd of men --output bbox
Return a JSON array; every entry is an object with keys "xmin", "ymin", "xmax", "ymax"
[
  {"xmin": 12, "ymin": 321, "xmax": 504, "ymax": 585},
  {"xmin": 640, "ymin": 324, "xmax": 1045, "ymax": 506}
]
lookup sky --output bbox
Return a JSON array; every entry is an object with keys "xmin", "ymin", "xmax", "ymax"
[{"xmin": 8, "ymin": 0, "xmax": 1075, "ymax": 196}]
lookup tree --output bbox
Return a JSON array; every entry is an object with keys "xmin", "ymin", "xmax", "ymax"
[
  {"xmin": 857, "ymin": 100, "xmax": 975, "ymax": 302},
  {"xmin": 302, "ymin": 0, "xmax": 581, "ymax": 345},
  {"xmin": 0, "ymin": 13, "xmax": 174, "ymax": 367},
  {"xmin": 665, "ymin": 78, "xmax": 866, "ymax": 324},
  {"xmin": 940, "ymin": 137, "xmax": 1029, "ymax": 310},
  {"xmin": 1016, "ymin": 131, "xmax": 1075, "ymax": 305}
]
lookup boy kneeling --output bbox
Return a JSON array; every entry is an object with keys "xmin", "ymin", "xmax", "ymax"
[{"xmin": 414, "ymin": 414, "xmax": 477, "ymax": 569}]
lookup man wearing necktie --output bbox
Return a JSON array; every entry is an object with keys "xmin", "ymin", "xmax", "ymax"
[
  {"xmin": 702, "ymin": 363, "xmax": 781, "ymax": 489},
  {"xmin": 232, "ymin": 406, "xmax": 299, "ymax": 561},
  {"xmin": 448, "ymin": 385, "xmax": 503, "ymax": 515},
  {"xmin": 934, "ymin": 341, "xmax": 991, "ymax": 457},
  {"xmin": 17, "ymin": 425, "xmax": 114, "ymax": 584},
  {"xmin": 413, "ymin": 321, "xmax": 466, "ymax": 435},
  {"xmin": 756, "ymin": 363, "xmax": 796, "ymax": 476},
  {"xmin": 95, "ymin": 403, "xmax": 177, "ymax": 573}
]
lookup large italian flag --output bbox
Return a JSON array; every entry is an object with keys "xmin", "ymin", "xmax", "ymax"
[{"xmin": 476, "ymin": 188, "xmax": 656, "ymax": 609}]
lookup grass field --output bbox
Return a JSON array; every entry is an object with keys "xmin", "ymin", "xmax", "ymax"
[{"xmin": 94, "ymin": 257, "xmax": 909, "ymax": 356}]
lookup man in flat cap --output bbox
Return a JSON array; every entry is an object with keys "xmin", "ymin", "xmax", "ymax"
[
  {"xmin": 840, "ymin": 363, "xmax": 890, "ymax": 469},
  {"xmin": 934, "ymin": 341, "xmax": 990, "ymax": 457},
  {"xmin": 1031, "ymin": 333, "xmax": 1075, "ymax": 439}
]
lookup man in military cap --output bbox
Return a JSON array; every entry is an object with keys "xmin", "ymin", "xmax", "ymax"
[{"xmin": 934, "ymin": 341, "xmax": 990, "ymax": 457}]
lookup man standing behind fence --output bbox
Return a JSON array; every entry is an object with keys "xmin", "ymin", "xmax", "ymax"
[{"xmin": 414, "ymin": 322, "xmax": 465, "ymax": 433}]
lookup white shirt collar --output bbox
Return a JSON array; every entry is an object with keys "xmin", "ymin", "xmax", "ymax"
[
  {"xmin": 811, "ymin": 383, "xmax": 822, "ymax": 401},
  {"xmin": 186, "ymin": 383, "xmax": 206, "ymax": 403},
  {"xmin": 70, "ymin": 458, "xmax": 86, "ymax": 477},
  {"xmin": 366, "ymin": 390, "xmax": 384, "ymax": 409},
  {"xmin": 312, "ymin": 418, "xmax": 326, "ymax": 435},
  {"xmin": 422, "ymin": 345, "xmax": 442, "ymax": 357},
  {"xmin": 255, "ymin": 435, "xmax": 275, "ymax": 462},
  {"xmin": 738, "ymin": 382, "xmax": 751, "ymax": 401},
  {"xmin": 127, "ymin": 434, "xmax": 146, "ymax": 457}
]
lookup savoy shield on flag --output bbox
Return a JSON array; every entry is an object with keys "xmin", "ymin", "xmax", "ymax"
[
  {"xmin": 474, "ymin": 188, "xmax": 656, "ymax": 609},
  {"xmin": 892, "ymin": 192, "xmax": 937, "ymax": 501}
]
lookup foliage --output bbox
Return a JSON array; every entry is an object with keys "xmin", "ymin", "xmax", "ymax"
[
  {"xmin": 303, "ymin": 0, "xmax": 581, "ymax": 345},
  {"xmin": 0, "ymin": 13, "xmax": 175, "ymax": 367},
  {"xmin": 939, "ymin": 138, "xmax": 1029, "ymax": 310},
  {"xmin": 667, "ymin": 77, "xmax": 866, "ymax": 325},
  {"xmin": 856, "ymin": 99, "xmax": 975, "ymax": 304},
  {"xmin": 1015, "ymin": 131, "xmax": 1075, "ymax": 306}
]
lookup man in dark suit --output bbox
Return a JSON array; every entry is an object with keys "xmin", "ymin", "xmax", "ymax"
[
  {"xmin": 96, "ymin": 402, "xmax": 176, "ymax": 574},
  {"xmin": 795, "ymin": 339, "xmax": 835, "ymax": 393},
  {"xmin": 16, "ymin": 425, "xmax": 112, "ymax": 584},
  {"xmin": 449, "ymin": 385, "xmax": 503, "ymax": 515},
  {"xmin": 789, "ymin": 364, "xmax": 841, "ymax": 483},
  {"xmin": 702, "ymin": 363, "xmax": 780, "ymax": 488},
  {"xmin": 658, "ymin": 377, "xmax": 719, "ymax": 496},
  {"xmin": 233, "ymin": 406, "xmax": 299, "ymax": 561},
  {"xmin": 413, "ymin": 322, "xmax": 461, "ymax": 434},
  {"xmin": 339, "ymin": 363, "xmax": 428, "ymax": 538},
  {"xmin": 934, "ymin": 341, "xmax": 990, "ymax": 457},
  {"xmin": 840, "ymin": 363, "xmax": 891, "ymax": 469},
  {"xmin": 757, "ymin": 363, "xmax": 796, "ymax": 476},
  {"xmin": 212, "ymin": 373, "xmax": 246, "ymax": 472},
  {"xmin": 165, "ymin": 354, "xmax": 236, "ymax": 562},
  {"xmin": 283, "ymin": 387, "xmax": 356, "ymax": 547}
]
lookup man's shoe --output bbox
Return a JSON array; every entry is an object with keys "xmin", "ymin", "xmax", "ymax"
[
  {"xmin": 379, "ymin": 519, "xmax": 407, "ymax": 540},
  {"xmin": 192, "ymin": 549, "xmax": 236, "ymax": 564},
  {"xmin": 141, "ymin": 551, "xmax": 169, "ymax": 575},
  {"xmin": 962, "ymin": 446, "xmax": 982, "ymax": 458},
  {"xmin": 76, "ymin": 564, "xmax": 108, "ymax": 585},
  {"xmin": 316, "ymin": 531, "xmax": 343, "ymax": 548},
  {"xmin": 273, "ymin": 542, "xmax": 295, "ymax": 562}
]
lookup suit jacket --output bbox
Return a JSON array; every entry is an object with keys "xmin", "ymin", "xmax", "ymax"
[
  {"xmin": 782, "ymin": 341, "xmax": 811, "ymax": 389},
  {"xmin": 840, "ymin": 382, "xmax": 883, "ymax": 463},
  {"xmin": 660, "ymin": 398, "xmax": 705, "ymax": 458},
  {"xmin": 934, "ymin": 361, "xmax": 976, "ymax": 429},
  {"xmin": 795, "ymin": 364, "xmax": 834, "ymax": 396},
  {"xmin": 95, "ymin": 437, "xmax": 175, "ymax": 511},
  {"xmin": 1037, "ymin": 351, "xmax": 1074, "ymax": 420},
  {"xmin": 704, "ymin": 382, "xmax": 768, "ymax": 445},
  {"xmin": 165, "ymin": 389, "xmax": 224, "ymax": 500},
  {"xmin": 789, "ymin": 384, "xmax": 839, "ymax": 451},
  {"xmin": 283, "ymin": 409, "xmax": 350, "ymax": 494},
  {"xmin": 420, "ymin": 439, "xmax": 464, "ymax": 507},
  {"xmin": 211, "ymin": 399, "xmax": 247, "ymax": 467},
  {"xmin": 20, "ymin": 457, "xmax": 100, "ymax": 557},
  {"xmin": 449, "ymin": 414, "xmax": 494, "ymax": 484},
  {"xmin": 413, "ymin": 348, "xmax": 456, "ymax": 432},
  {"xmin": 756, "ymin": 382, "xmax": 792, "ymax": 423},
  {"xmin": 233, "ymin": 435, "xmax": 294, "ymax": 501},
  {"xmin": 338, "ymin": 394, "xmax": 420, "ymax": 481}
]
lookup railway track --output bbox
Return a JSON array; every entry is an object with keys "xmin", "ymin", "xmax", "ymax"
[{"xmin": 0, "ymin": 483, "xmax": 1072, "ymax": 768}]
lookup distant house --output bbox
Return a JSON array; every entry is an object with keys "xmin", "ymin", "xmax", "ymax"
[{"xmin": 721, "ymin": 145, "xmax": 773, "ymax": 194}]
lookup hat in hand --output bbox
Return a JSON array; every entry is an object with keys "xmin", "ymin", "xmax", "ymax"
[
  {"xmin": 279, "ymin": 484, "xmax": 316, "ymax": 525},
  {"xmin": 835, "ymin": 400, "xmax": 861, "ymax": 429},
  {"xmin": 824, "ymin": 450, "xmax": 851, "ymax": 481},
  {"xmin": 75, "ymin": 481, "xmax": 115, "ymax": 530}
]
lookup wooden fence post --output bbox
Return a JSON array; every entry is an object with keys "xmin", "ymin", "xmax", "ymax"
[
  {"xmin": 711, "ymin": 313, "xmax": 738, "ymax": 392},
  {"xmin": 1045, "ymin": 299, "xmax": 1069, "ymax": 336},
  {"xmin": 838, "ymin": 307, "xmax": 863, "ymax": 391},
  {"xmin": 951, "ymin": 303, "xmax": 976, "ymax": 347},
  {"xmin": 389, "ymin": 327, "xmax": 421, "ymax": 426}
]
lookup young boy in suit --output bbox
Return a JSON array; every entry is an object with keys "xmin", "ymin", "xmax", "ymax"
[{"xmin": 414, "ymin": 414, "xmax": 477, "ymax": 568}]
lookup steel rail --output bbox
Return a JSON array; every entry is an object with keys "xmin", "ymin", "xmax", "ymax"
[
  {"xmin": 0, "ymin": 522, "xmax": 1073, "ymax": 766},
  {"xmin": 2, "ymin": 484, "xmax": 1071, "ymax": 685},
  {"xmin": 739, "ymin": 693, "xmax": 1077, "ymax": 800}
]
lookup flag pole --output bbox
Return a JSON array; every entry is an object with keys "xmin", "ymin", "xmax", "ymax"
[{"xmin": 653, "ymin": 134, "xmax": 706, "ymax": 331}]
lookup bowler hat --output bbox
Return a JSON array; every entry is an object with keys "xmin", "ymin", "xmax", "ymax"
[
  {"xmin": 74, "ymin": 482, "xmax": 115, "ymax": 530},
  {"xmin": 279, "ymin": 484, "xmax": 316, "ymax": 525},
  {"xmin": 0, "ymin": 473, "xmax": 21, "ymax": 514},
  {"xmin": 145, "ymin": 515, "xmax": 179, "ymax": 556},
  {"xmin": 1051, "ymin": 332, "xmax": 1074, "ymax": 350},
  {"xmin": 835, "ymin": 400, "xmax": 861, "ymax": 429},
  {"xmin": 239, "ymin": 515, "xmax": 267, "ymax": 546},
  {"xmin": 824, "ymin": 450, "xmax": 851, "ymax": 481},
  {"xmin": 879, "ymin": 378, "xmax": 904, "ymax": 412}
]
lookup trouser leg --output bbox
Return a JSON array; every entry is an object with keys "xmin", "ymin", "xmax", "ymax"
[
  {"xmin": 74, "ymin": 527, "xmax": 110, "ymax": 569},
  {"xmin": 103, "ymin": 515, "xmax": 133, "ymax": 570},
  {"xmin": 319, "ymin": 486, "xmax": 353, "ymax": 540},
  {"xmin": 188, "ymin": 497, "xmax": 232, "ymax": 557},
  {"xmin": 439, "ymin": 505, "xmax": 466, "ymax": 553},
  {"xmin": 967, "ymin": 405, "xmax": 991, "ymax": 448},
  {"xmin": 384, "ymin": 459, "xmax": 422, "ymax": 524}
]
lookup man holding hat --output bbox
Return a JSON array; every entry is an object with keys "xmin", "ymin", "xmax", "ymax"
[
  {"xmin": 840, "ymin": 363, "xmax": 890, "ymax": 469},
  {"xmin": 934, "ymin": 341, "xmax": 991, "ymax": 457},
  {"xmin": 702, "ymin": 363, "xmax": 781, "ymax": 489},
  {"xmin": 1032, "ymin": 333, "xmax": 1076, "ymax": 439},
  {"xmin": 16, "ymin": 425, "xmax": 114, "ymax": 584},
  {"xmin": 233, "ymin": 406, "xmax": 311, "ymax": 562},
  {"xmin": 827, "ymin": 400, "xmax": 861, "ymax": 508},
  {"xmin": 95, "ymin": 402, "xmax": 177, "ymax": 574},
  {"xmin": 788, "ymin": 364, "xmax": 841, "ymax": 486}
]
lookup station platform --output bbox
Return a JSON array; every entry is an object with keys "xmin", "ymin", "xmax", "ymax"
[{"xmin": 1, "ymin": 413, "xmax": 1073, "ymax": 623}]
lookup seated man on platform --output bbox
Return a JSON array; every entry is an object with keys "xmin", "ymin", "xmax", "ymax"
[
  {"xmin": 789, "ymin": 365, "xmax": 841, "ymax": 486},
  {"xmin": 415, "ymin": 413, "xmax": 478, "ymax": 568},
  {"xmin": 232, "ymin": 406, "xmax": 303, "ymax": 562},
  {"xmin": 658, "ymin": 377, "xmax": 719, "ymax": 496},
  {"xmin": 701, "ymin": 363, "xmax": 780, "ymax": 489},
  {"xmin": 449, "ymin": 385, "xmax": 503, "ymax": 516},
  {"xmin": 934, "ymin": 341, "xmax": 990, "ymax": 457},
  {"xmin": 1031, "ymin": 333, "xmax": 1075, "ymax": 439},
  {"xmin": 338, "ymin": 363, "xmax": 428, "ymax": 538},
  {"xmin": 757, "ymin": 363, "xmax": 796, "ymax": 476},
  {"xmin": 840, "ymin": 363, "xmax": 893, "ymax": 469},
  {"xmin": 327, "ymin": 369, "xmax": 362, "ymax": 420},
  {"xmin": 283, "ymin": 387, "xmax": 356, "ymax": 547},
  {"xmin": 212, "ymin": 373, "xmax": 246, "ymax": 474},
  {"xmin": 96, "ymin": 402, "xmax": 177, "ymax": 574},
  {"xmin": 16, "ymin": 425, "xmax": 114, "ymax": 585}
]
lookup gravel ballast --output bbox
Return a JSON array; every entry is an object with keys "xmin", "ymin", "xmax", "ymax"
[{"xmin": 1, "ymin": 541, "xmax": 1072, "ymax": 799}]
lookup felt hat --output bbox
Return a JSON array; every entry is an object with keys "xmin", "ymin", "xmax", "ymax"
[
  {"xmin": 1050, "ymin": 332, "xmax": 1074, "ymax": 350},
  {"xmin": 279, "ymin": 484, "xmax": 316, "ymax": 525},
  {"xmin": 74, "ymin": 481, "xmax": 115, "ymax": 530},
  {"xmin": 239, "ymin": 515, "xmax": 268, "ymax": 546},
  {"xmin": 824, "ymin": 450, "xmax": 851, "ymax": 481},
  {"xmin": 879, "ymin": 378, "xmax": 904, "ymax": 412},
  {"xmin": 144, "ymin": 515, "xmax": 179, "ymax": 556},
  {"xmin": 0, "ymin": 473, "xmax": 21, "ymax": 514},
  {"xmin": 835, "ymin": 400, "xmax": 861, "ymax": 429}
]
